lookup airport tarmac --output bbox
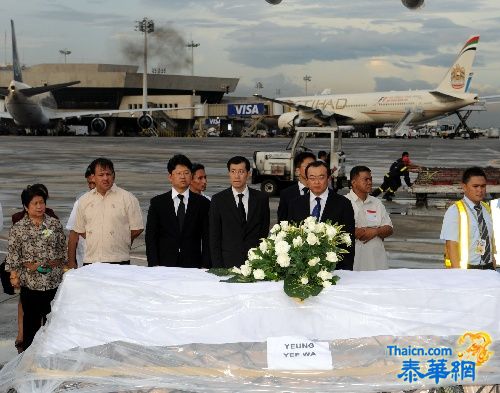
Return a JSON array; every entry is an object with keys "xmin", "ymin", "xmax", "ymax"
[{"xmin": 0, "ymin": 135, "xmax": 499, "ymax": 365}]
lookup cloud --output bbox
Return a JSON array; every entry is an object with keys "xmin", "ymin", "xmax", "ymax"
[{"xmin": 374, "ymin": 77, "xmax": 433, "ymax": 91}]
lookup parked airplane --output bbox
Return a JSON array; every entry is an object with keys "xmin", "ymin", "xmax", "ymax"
[
  {"xmin": 265, "ymin": 0, "xmax": 424, "ymax": 9},
  {"xmin": 0, "ymin": 20, "xmax": 184, "ymax": 133},
  {"xmin": 256, "ymin": 35, "xmax": 479, "ymax": 134}
]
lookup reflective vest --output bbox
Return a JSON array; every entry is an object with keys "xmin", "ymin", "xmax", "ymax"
[{"xmin": 444, "ymin": 200, "xmax": 492, "ymax": 269}]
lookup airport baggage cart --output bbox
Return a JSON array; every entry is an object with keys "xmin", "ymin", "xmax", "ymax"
[{"xmin": 410, "ymin": 166, "xmax": 500, "ymax": 205}]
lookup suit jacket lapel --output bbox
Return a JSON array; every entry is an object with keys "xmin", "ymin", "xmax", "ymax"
[
  {"xmin": 183, "ymin": 191, "xmax": 197, "ymax": 230},
  {"xmin": 166, "ymin": 191, "xmax": 181, "ymax": 234},
  {"xmin": 320, "ymin": 190, "xmax": 334, "ymax": 222},
  {"xmin": 247, "ymin": 188, "xmax": 257, "ymax": 224},
  {"xmin": 225, "ymin": 188, "xmax": 243, "ymax": 224}
]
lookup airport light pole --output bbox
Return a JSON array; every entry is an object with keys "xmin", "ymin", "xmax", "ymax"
[
  {"xmin": 59, "ymin": 49, "xmax": 71, "ymax": 64},
  {"xmin": 255, "ymin": 81, "xmax": 263, "ymax": 95},
  {"xmin": 135, "ymin": 17, "xmax": 154, "ymax": 111},
  {"xmin": 303, "ymin": 75, "xmax": 311, "ymax": 95},
  {"xmin": 186, "ymin": 40, "xmax": 200, "ymax": 76}
]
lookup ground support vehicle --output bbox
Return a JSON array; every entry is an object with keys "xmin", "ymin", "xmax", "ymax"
[{"xmin": 252, "ymin": 126, "xmax": 347, "ymax": 196}]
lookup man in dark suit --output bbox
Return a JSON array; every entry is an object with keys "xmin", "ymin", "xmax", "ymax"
[
  {"xmin": 277, "ymin": 151, "xmax": 316, "ymax": 222},
  {"xmin": 288, "ymin": 161, "xmax": 355, "ymax": 270},
  {"xmin": 210, "ymin": 156, "xmax": 270, "ymax": 268},
  {"xmin": 146, "ymin": 154, "xmax": 211, "ymax": 268}
]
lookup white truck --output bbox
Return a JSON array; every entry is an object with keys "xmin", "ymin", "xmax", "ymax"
[{"xmin": 251, "ymin": 127, "xmax": 347, "ymax": 196}]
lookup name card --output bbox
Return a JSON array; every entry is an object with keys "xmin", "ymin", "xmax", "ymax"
[{"xmin": 267, "ymin": 336, "xmax": 333, "ymax": 370}]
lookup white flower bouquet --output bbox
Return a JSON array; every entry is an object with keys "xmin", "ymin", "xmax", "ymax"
[{"xmin": 209, "ymin": 217, "xmax": 351, "ymax": 300}]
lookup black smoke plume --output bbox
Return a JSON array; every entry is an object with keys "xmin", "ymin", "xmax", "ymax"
[{"xmin": 121, "ymin": 25, "xmax": 191, "ymax": 73}]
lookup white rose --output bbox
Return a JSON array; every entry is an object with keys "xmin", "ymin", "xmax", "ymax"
[
  {"xmin": 326, "ymin": 225, "xmax": 337, "ymax": 239},
  {"xmin": 300, "ymin": 276, "xmax": 309, "ymax": 285},
  {"xmin": 275, "ymin": 240, "xmax": 291, "ymax": 255},
  {"xmin": 280, "ymin": 221, "xmax": 290, "ymax": 231},
  {"xmin": 326, "ymin": 252, "xmax": 338, "ymax": 263},
  {"xmin": 322, "ymin": 280, "xmax": 332, "ymax": 288},
  {"xmin": 253, "ymin": 269, "xmax": 265, "ymax": 280},
  {"xmin": 247, "ymin": 248, "xmax": 259, "ymax": 261},
  {"xmin": 306, "ymin": 232, "xmax": 319, "ymax": 245},
  {"xmin": 270, "ymin": 223, "xmax": 281, "ymax": 234},
  {"xmin": 277, "ymin": 254, "xmax": 291, "ymax": 267},
  {"xmin": 292, "ymin": 236, "xmax": 303, "ymax": 248},
  {"xmin": 306, "ymin": 218, "xmax": 317, "ymax": 232},
  {"xmin": 231, "ymin": 266, "xmax": 242, "ymax": 274},
  {"xmin": 268, "ymin": 234, "xmax": 277, "ymax": 241},
  {"xmin": 342, "ymin": 233, "xmax": 352, "ymax": 246},
  {"xmin": 308, "ymin": 257, "xmax": 320, "ymax": 267},
  {"xmin": 314, "ymin": 222, "xmax": 326, "ymax": 233},
  {"xmin": 259, "ymin": 241, "xmax": 269, "ymax": 254},
  {"xmin": 240, "ymin": 264, "xmax": 252, "ymax": 277},
  {"xmin": 317, "ymin": 270, "xmax": 333, "ymax": 281},
  {"xmin": 275, "ymin": 231, "xmax": 286, "ymax": 242}
]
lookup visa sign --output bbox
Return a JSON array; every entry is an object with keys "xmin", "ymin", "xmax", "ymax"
[
  {"xmin": 228, "ymin": 103, "xmax": 265, "ymax": 116},
  {"xmin": 205, "ymin": 118, "xmax": 221, "ymax": 125}
]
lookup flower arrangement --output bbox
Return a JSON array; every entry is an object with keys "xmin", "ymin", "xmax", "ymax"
[{"xmin": 209, "ymin": 217, "xmax": 351, "ymax": 300}]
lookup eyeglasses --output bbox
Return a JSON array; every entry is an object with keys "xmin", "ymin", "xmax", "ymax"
[
  {"xmin": 173, "ymin": 171, "xmax": 191, "ymax": 177},
  {"xmin": 307, "ymin": 175, "xmax": 327, "ymax": 182},
  {"xmin": 230, "ymin": 169, "xmax": 248, "ymax": 175}
]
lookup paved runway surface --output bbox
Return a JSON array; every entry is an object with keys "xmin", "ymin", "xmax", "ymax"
[{"xmin": 1, "ymin": 135, "xmax": 499, "ymax": 364}]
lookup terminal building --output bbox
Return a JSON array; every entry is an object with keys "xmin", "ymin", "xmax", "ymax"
[{"xmin": 0, "ymin": 63, "xmax": 277, "ymax": 136}]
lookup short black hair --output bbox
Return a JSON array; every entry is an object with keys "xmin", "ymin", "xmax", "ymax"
[
  {"xmin": 90, "ymin": 158, "xmax": 115, "ymax": 175},
  {"xmin": 21, "ymin": 184, "xmax": 48, "ymax": 208},
  {"xmin": 402, "ymin": 151, "xmax": 409, "ymax": 157},
  {"xmin": 293, "ymin": 151, "xmax": 316, "ymax": 168},
  {"xmin": 85, "ymin": 159, "xmax": 96, "ymax": 178},
  {"xmin": 350, "ymin": 165, "xmax": 371, "ymax": 181},
  {"xmin": 191, "ymin": 163, "xmax": 205, "ymax": 175},
  {"xmin": 167, "ymin": 154, "xmax": 193, "ymax": 174},
  {"xmin": 462, "ymin": 167, "xmax": 487, "ymax": 184},
  {"xmin": 305, "ymin": 160, "xmax": 331, "ymax": 178},
  {"xmin": 227, "ymin": 156, "xmax": 250, "ymax": 172},
  {"xmin": 318, "ymin": 150, "xmax": 327, "ymax": 159}
]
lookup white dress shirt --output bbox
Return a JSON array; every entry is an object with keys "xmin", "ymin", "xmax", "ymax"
[
  {"xmin": 440, "ymin": 196, "xmax": 493, "ymax": 266},
  {"xmin": 346, "ymin": 190, "xmax": 393, "ymax": 271},
  {"xmin": 232, "ymin": 186, "xmax": 249, "ymax": 219},
  {"xmin": 309, "ymin": 189, "xmax": 329, "ymax": 218},
  {"xmin": 172, "ymin": 188, "xmax": 190, "ymax": 214}
]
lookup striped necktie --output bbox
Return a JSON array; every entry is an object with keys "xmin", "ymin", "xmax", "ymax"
[{"xmin": 474, "ymin": 204, "xmax": 491, "ymax": 265}]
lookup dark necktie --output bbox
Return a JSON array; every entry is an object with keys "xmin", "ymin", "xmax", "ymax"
[
  {"xmin": 474, "ymin": 204, "xmax": 491, "ymax": 264},
  {"xmin": 238, "ymin": 193, "xmax": 246, "ymax": 223},
  {"xmin": 302, "ymin": 187, "xmax": 309, "ymax": 195},
  {"xmin": 312, "ymin": 196, "xmax": 321, "ymax": 221},
  {"xmin": 177, "ymin": 194, "xmax": 186, "ymax": 230}
]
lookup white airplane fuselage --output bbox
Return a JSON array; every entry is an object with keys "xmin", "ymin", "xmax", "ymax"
[
  {"xmin": 281, "ymin": 90, "xmax": 478, "ymax": 127},
  {"xmin": 5, "ymin": 81, "xmax": 55, "ymax": 127}
]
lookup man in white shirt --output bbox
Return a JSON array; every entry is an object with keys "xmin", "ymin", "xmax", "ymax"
[
  {"xmin": 346, "ymin": 165, "xmax": 393, "ymax": 271},
  {"xmin": 70, "ymin": 158, "xmax": 144, "ymax": 266},
  {"xmin": 66, "ymin": 164, "xmax": 96, "ymax": 268},
  {"xmin": 440, "ymin": 167, "xmax": 495, "ymax": 269}
]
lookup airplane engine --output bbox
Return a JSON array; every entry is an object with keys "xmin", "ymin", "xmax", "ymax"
[
  {"xmin": 90, "ymin": 117, "xmax": 106, "ymax": 134},
  {"xmin": 137, "ymin": 113, "xmax": 153, "ymax": 129},
  {"xmin": 265, "ymin": 0, "xmax": 282, "ymax": 4},
  {"xmin": 277, "ymin": 111, "xmax": 300, "ymax": 130},
  {"xmin": 401, "ymin": 0, "xmax": 424, "ymax": 9}
]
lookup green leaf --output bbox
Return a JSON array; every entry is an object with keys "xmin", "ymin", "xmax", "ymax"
[
  {"xmin": 207, "ymin": 268, "xmax": 233, "ymax": 276},
  {"xmin": 222, "ymin": 275, "xmax": 255, "ymax": 283},
  {"xmin": 284, "ymin": 276, "xmax": 323, "ymax": 300}
]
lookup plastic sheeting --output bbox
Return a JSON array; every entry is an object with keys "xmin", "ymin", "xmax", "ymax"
[{"xmin": 1, "ymin": 265, "xmax": 500, "ymax": 392}]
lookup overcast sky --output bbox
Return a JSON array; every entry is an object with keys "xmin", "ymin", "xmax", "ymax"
[{"xmin": 1, "ymin": 0, "xmax": 499, "ymax": 126}]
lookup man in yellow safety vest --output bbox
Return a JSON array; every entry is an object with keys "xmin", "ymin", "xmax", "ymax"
[{"xmin": 440, "ymin": 167, "xmax": 496, "ymax": 269}]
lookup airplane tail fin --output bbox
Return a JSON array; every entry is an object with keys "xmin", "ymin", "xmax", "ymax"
[
  {"xmin": 435, "ymin": 35, "xmax": 479, "ymax": 94},
  {"xmin": 11, "ymin": 20, "xmax": 23, "ymax": 83}
]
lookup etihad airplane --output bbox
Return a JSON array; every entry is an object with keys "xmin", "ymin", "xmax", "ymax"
[
  {"xmin": 0, "ymin": 20, "xmax": 185, "ymax": 133},
  {"xmin": 256, "ymin": 35, "xmax": 480, "ymax": 133}
]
